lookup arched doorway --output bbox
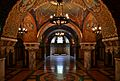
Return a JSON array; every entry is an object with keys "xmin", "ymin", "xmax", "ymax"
[
  {"xmin": 50, "ymin": 34, "xmax": 70, "ymax": 55},
  {"xmin": 39, "ymin": 25, "xmax": 80, "ymax": 75},
  {"xmin": 41, "ymin": 25, "xmax": 80, "ymax": 60}
]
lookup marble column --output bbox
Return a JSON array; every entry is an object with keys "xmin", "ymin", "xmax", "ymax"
[
  {"xmin": 6, "ymin": 48, "xmax": 10, "ymax": 67},
  {"xmin": 0, "ymin": 58, "xmax": 5, "ymax": 81},
  {"xmin": 12, "ymin": 51, "xmax": 16, "ymax": 65},
  {"xmin": 10, "ymin": 48, "xmax": 15, "ymax": 66},
  {"xmin": 1, "ymin": 47, "xmax": 9, "ymax": 67},
  {"xmin": 91, "ymin": 49, "xmax": 97, "ymax": 67},
  {"xmin": 24, "ymin": 50, "xmax": 27, "ymax": 67},
  {"xmin": 1, "ymin": 47, "xmax": 5, "ymax": 58},
  {"xmin": 79, "ymin": 48, "xmax": 81, "ymax": 59},
  {"xmin": 84, "ymin": 49, "xmax": 91, "ymax": 70},
  {"xmin": 115, "ymin": 58, "xmax": 120, "ymax": 81},
  {"xmin": 28, "ymin": 50, "xmax": 36, "ymax": 70}
]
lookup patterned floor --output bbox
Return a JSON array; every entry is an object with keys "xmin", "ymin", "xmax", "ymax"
[{"xmin": 5, "ymin": 56, "xmax": 115, "ymax": 81}]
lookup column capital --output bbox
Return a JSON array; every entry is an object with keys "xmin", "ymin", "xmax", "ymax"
[
  {"xmin": 24, "ymin": 42, "xmax": 40, "ymax": 50},
  {"xmin": 0, "ymin": 58, "xmax": 5, "ymax": 61},
  {"xmin": 80, "ymin": 42, "xmax": 96, "ymax": 50},
  {"xmin": 1, "ymin": 37, "xmax": 17, "ymax": 46},
  {"xmin": 115, "ymin": 58, "xmax": 120, "ymax": 61}
]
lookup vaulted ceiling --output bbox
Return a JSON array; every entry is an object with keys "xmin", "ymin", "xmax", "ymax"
[
  {"xmin": 0, "ymin": 0, "xmax": 119, "ymax": 43},
  {"xmin": 0, "ymin": 0, "xmax": 120, "ymax": 26}
]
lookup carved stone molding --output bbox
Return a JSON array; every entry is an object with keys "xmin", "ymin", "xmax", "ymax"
[
  {"xmin": 80, "ymin": 42, "xmax": 96, "ymax": 50},
  {"xmin": 1, "ymin": 37, "xmax": 17, "ymax": 47},
  {"xmin": 24, "ymin": 42, "xmax": 40, "ymax": 50},
  {"xmin": 102, "ymin": 37, "xmax": 119, "ymax": 53}
]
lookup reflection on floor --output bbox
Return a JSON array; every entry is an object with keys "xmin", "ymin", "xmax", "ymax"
[{"xmin": 5, "ymin": 55, "xmax": 115, "ymax": 81}]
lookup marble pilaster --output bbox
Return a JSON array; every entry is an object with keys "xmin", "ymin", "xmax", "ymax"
[
  {"xmin": 11, "ymin": 49, "xmax": 16, "ymax": 65},
  {"xmin": 84, "ymin": 49, "xmax": 91, "ymax": 70},
  {"xmin": 0, "ymin": 58, "xmax": 5, "ymax": 81},
  {"xmin": 80, "ymin": 43, "xmax": 96, "ymax": 70},
  {"xmin": 28, "ymin": 49, "xmax": 36, "ymax": 70},
  {"xmin": 115, "ymin": 58, "xmax": 120, "ymax": 81},
  {"xmin": 91, "ymin": 49, "xmax": 97, "ymax": 67}
]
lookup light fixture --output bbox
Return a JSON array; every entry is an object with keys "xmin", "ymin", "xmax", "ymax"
[
  {"xmin": 92, "ymin": 25, "xmax": 101, "ymax": 34},
  {"xmin": 18, "ymin": 26, "xmax": 27, "ymax": 34},
  {"xmin": 55, "ymin": 32, "xmax": 64, "ymax": 36},
  {"xmin": 49, "ymin": 0, "xmax": 70, "ymax": 25}
]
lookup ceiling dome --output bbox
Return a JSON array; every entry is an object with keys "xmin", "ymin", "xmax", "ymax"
[
  {"xmin": 2, "ymin": 0, "xmax": 117, "ymax": 39},
  {"xmin": 35, "ymin": 0, "xmax": 84, "ymax": 17}
]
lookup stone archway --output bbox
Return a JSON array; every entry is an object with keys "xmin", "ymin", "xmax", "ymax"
[{"xmin": 1, "ymin": 0, "xmax": 117, "ymax": 40}]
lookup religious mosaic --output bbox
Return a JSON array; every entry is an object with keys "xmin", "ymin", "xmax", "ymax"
[
  {"xmin": 23, "ymin": 13, "xmax": 38, "ymax": 42},
  {"xmin": 84, "ymin": 13, "xmax": 97, "ymax": 30},
  {"xmin": 82, "ymin": 13, "xmax": 97, "ymax": 42},
  {"xmin": 23, "ymin": 14, "xmax": 34, "ymax": 30},
  {"xmin": 19, "ymin": 0, "xmax": 36, "ymax": 13},
  {"xmin": 92, "ymin": 1, "xmax": 117, "ymax": 38},
  {"xmin": 1, "ymin": 0, "xmax": 118, "ymax": 41},
  {"xmin": 83, "ymin": 0, "xmax": 101, "ymax": 13}
]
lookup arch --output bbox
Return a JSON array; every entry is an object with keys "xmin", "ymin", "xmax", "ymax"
[
  {"xmin": 37, "ymin": 22, "xmax": 83, "ymax": 43},
  {"xmin": 42, "ymin": 28, "xmax": 76, "ymax": 44},
  {"xmin": 1, "ymin": 0, "xmax": 117, "ymax": 41}
]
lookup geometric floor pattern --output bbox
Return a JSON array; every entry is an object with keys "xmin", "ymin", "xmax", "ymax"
[{"xmin": 5, "ymin": 56, "xmax": 115, "ymax": 81}]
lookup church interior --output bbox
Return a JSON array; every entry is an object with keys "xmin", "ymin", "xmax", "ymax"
[{"xmin": 0, "ymin": 0, "xmax": 120, "ymax": 81}]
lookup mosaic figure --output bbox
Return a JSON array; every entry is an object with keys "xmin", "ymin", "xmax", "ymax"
[
  {"xmin": 23, "ymin": 14, "xmax": 34, "ymax": 30},
  {"xmin": 19, "ymin": 0, "xmax": 36, "ymax": 13},
  {"xmin": 84, "ymin": 0, "xmax": 101, "ymax": 12}
]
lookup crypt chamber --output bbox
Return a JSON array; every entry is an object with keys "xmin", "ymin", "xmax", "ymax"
[{"xmin": 0, "ymin": 0, "xmax": 120, "ymax": 81}]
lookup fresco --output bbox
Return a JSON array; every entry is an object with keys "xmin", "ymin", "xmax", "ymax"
[
  {"xmin": 19, "ymin": 0, "xmax": 36, "ymax": 13},
  {"xmin": 23, "ymin": 13, "xmax": 37, "ymax": 42},
  {"xmin": 71, "ymin": 9, "xmax": 84, "ymax": 27},
  {"xmin": 93, "ymin": 2, "xmax": 117, "ymax": 38},
  {"xmin": 84, "ymin": 0, "xmax": 101, "ymax": 13},
  {"xmin": 1, "ymin": 0, "xmax": 117, "ymax": 40},
  {"xmin": 35, "ymin": 9, "xmax": 47, "ymax": 26},
  {"xmin": 2, "ymin": 4, "xmax": 21, "ymax": 38},
  {"xmin": 82, "ymin": 13, "xmax": 96, "ymax": 42},
  {"xmin": 85, "ymin": 13, "xmax": 97, "ymax": 30},
  {"xmin": 23, "ymin": 15, "xmax": 34, "ymax": 30},
  {"xmin": 84, "ymin": 0, "xmax": 99, "ymax": 8}
]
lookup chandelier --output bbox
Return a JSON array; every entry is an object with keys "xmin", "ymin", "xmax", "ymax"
[
  {"xmin": 18, "ymin": 26, "xmax": 27, "ymax": 34},
  {"xmin": 92, "ymin": 25, "xmax": 101, "ymax": 34},
  {"xmin": 49, "ymin": 0, "xmax": 70, "ymax": 25},
  {"xmin": 55, "ymin": 32, "xmax": 64, "ymax": 36}
]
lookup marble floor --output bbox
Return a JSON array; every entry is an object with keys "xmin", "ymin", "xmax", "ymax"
[{"xmin": 5, "ymin": 55, "xmax": 115, "ymax": 81}]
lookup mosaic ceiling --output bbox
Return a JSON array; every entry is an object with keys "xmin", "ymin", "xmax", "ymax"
[{"xmin": 1, "ymin": 0, "xmax": 118, "ymax": 42}]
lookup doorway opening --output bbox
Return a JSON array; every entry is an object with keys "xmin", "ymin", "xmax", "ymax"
[{"xmin": 50, "ymin": 35, "xmax": 70, "ymax": 55}]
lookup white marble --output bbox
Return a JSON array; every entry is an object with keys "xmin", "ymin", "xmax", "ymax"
[
  {"xmin": 28, "ymin": 50, "xmax": 36, "ymax": 70},
  {"xmin": 84, "ymin": 50, "xmax": 91, "ymax": 70}
]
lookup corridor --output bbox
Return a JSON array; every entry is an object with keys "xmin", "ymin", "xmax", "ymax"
[{"xmin": 5, "ymin": 55, "xmax": 115, "ymax": 81}]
